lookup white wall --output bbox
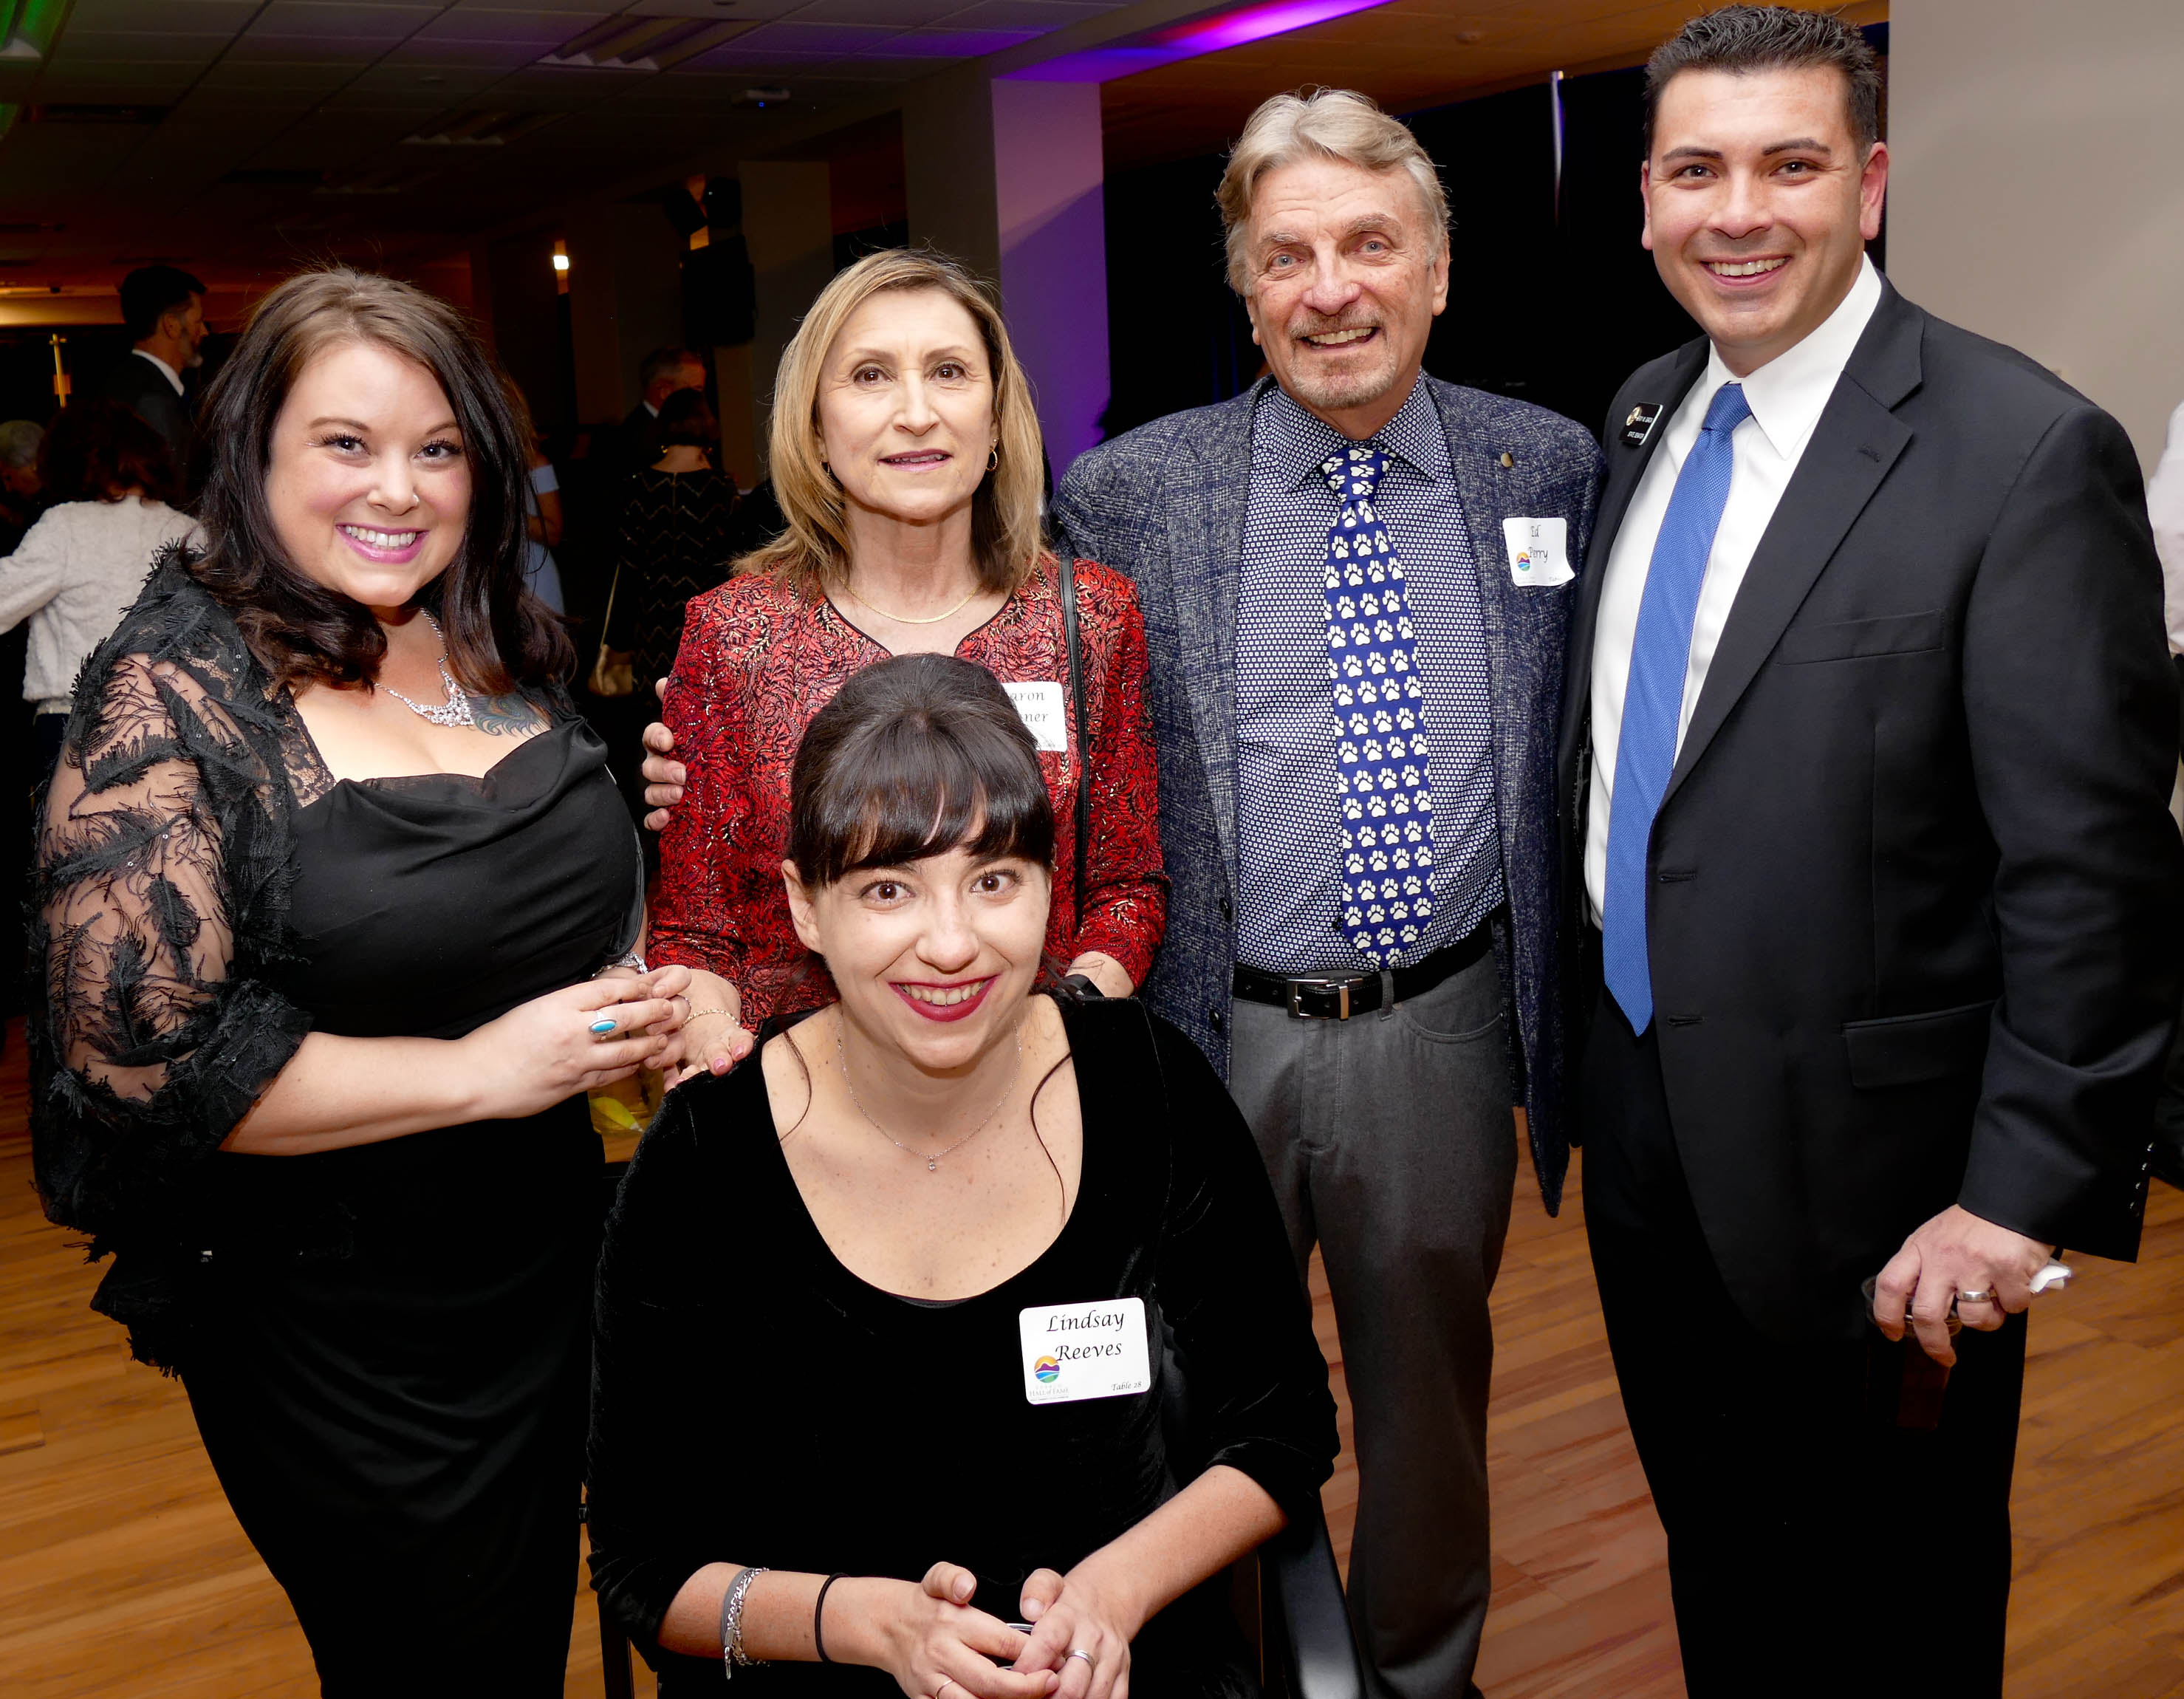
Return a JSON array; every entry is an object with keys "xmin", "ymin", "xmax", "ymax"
[{"xmin": 1889, "ymin": 0, "xmax": 2184, "ymax": 470}]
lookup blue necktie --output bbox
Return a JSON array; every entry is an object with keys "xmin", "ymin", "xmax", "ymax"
[
  {"xmin": 1602, "ymin": 383, "xmax": 1751, "ymax": 1033},
  {"xmin": 1322, "ymin": 446, "xmax": 1436, "ymax": 965}
]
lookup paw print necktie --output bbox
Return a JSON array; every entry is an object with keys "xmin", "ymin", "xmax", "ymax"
[{"xmin": 1322, "ymin": 445, "xmax": 1435, "ymax": 965}]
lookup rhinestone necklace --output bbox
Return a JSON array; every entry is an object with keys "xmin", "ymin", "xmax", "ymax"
[
  {"xmin": 383, "ymin": 612, "xmax": 477, "ymax": 728},
  {"xmin": 835, "ymin": 1008, "xmax": 1023, "ymax": 1172}
]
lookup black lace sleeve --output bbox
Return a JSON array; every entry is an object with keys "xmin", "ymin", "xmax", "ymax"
[{"xmin": 28, "ymin": 554, "xmax": 316, "ymax": 1366}]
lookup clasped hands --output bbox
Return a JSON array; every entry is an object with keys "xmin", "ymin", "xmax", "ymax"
[
  {"xmin": 586, "ymin": 960, "xmax": 755, "ymax": 1087},
  {"xmin": 877, "ymin": 1558, "xmax": 1139, "ymax": 1699},
  {"xmin": 1871, "ymin": 1203, "xmax": 2056, "ymax": 1367}
]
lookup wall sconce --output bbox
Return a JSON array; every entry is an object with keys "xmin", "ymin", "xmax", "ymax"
[{"xmin": 552, "ymin": 241, "xmax": 569, "ymax": 295}]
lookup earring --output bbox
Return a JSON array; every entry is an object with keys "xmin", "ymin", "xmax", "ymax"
[{"xmin": 986, "ymin": 447, "xmax": 999, "ymax": 473}]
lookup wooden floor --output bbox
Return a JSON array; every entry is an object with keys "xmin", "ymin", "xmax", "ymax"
[{"xmin": 6, "ymin": 1021, "xmax": 2184, "ymax": 1697}]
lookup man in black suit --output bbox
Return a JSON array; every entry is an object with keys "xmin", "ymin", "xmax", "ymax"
[
  {"xmin": 1558, "ymin": 9, "xmax": 2183, "ymax": 1695},
  {"xmin": 96, "ymin": 265, "xmax": 205, "ymax": 478},
  {"xmin": 613, "ymin": 344, "xmax": 706, "ymax": 483}
]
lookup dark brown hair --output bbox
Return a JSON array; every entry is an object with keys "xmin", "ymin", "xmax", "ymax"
[
  {"xmin": 787, "ymin": 652, "xmax": 1054, "ymax": 892},
  {"xmin": 191, "ymin": 267, "xmax": 571, "ymax": 694},
  {"xmin": 657, "ymin": 387, "xmax": 719, "ymax": 450},
  {"xmin": 38, "ymin": 400, "xmax": 180, "ymax": 506},
  {"xmin": 1643, "ymin": 5, "xmax": 1883, "ymax": 157}
]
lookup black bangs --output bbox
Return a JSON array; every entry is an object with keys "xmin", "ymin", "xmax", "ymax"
[{"xmin": 788, "ymin": 654, "xmax": 1055, "ymax": 889}]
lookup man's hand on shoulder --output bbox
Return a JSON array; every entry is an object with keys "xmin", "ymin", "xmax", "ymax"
[
  {"xmin": 640, "ymin": 674, "xmax": 685, "ymax": 832},
  {"xmin": 1872, "ymin": 1204, "xmax": 2055, "ymax": 1367}
]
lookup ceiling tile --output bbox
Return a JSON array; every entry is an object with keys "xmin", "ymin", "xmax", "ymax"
[
  {"xmin": 49, "ymin": 29, "xmax": 233, "ymax": 64},
  {"xmin": 247, "ymin": 1, "xmax": 442, "ymax": 38},
  {"xmin": 32, "ymin": 61, "xmax": 207, "ymax": 92},
  {"xmin": 411, "ymin": 11, "xmax": 606, "ymax": 49},
  {"xmin": 728, "ymin": 21, "xmax": 908, "ymax": 52},
  {"xmin": 226, "ymin": 35, "xmax": 420, "ymax": 64},
  {"xmin": 865, "ymin": 26, "xmax": 1041, "ymax": 54},
  {"xmin": 793, "ymin": 0, "xmax": 982, "ymax": 25},
  {"xmin": 69, "ymin": 0, "xmax": 261, "ymax": 30},
  {"xmin": 376, "ymin": 37, "xmax": 548, "ymax": 69},
  {"xmin": 195, "ymin": 58, "xmax": 357, "ymax": 92},
  {"xmin": 937, "ymin": 0, "xmax": 1116, "ymax": 27}
]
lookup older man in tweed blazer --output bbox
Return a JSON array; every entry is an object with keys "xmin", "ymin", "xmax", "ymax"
[{"xmin": 1052, "ymin": 92, "xmax": 1598, "ymax": 1699}]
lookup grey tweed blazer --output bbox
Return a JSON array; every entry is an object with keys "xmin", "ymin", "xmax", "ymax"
[{"xmin": 1051, "ymin": 375, "xmax": 1601, "ymax": 1211}]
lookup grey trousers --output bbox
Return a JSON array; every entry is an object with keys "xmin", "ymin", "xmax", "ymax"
[{"xmin": 1228, "ymin": 947, "xmax": 1516, "ymax": 1699}]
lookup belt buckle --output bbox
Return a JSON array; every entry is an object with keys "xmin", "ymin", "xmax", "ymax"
[{"xmin": 1287, "ymin": 979, "xmax": 1352, "ymax": 1021}]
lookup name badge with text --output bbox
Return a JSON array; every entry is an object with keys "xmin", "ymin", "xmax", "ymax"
[
  {"xmin": 1004, "ymin": 681, "xmax": 1069, "ymax": 753},
  {"xmin": 1019, "ymin": 1296, "xmax": 1151, "ymax": 1405},
  {"xmin": 1502, "ymin": 516, "xmax": 1574, "ymax": 588}
]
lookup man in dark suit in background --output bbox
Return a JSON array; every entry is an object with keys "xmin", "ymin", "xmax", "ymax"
[
  {"xmin": 1559, "ymin": 10, "xmax": 2184, "ymax": 1695},
  {"xmin": 612, "ymin": 344, "xmax": 706, "ymax": 485},
  {"xmin": 97, "ymin": 265, "xmax": 205, "ymax": 477}
]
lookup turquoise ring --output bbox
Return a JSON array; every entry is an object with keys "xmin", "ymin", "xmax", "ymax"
[{"xmin": 589, "ymin": 1017, "xmax": 618, "ymax": 1039}]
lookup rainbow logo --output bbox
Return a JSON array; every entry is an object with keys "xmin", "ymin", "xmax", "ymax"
[
  {"xmin": 1513, "ymin": 550, "xmax": 1533, "ymax": 570},
  {"xmin": 1033, "ymin": 1356, "xmax": 1061, "ymax": 1384}
]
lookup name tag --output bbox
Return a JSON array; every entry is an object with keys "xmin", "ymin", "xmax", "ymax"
[
  {"xmin": 1502, "ymin": 516, "xmax": 1574, "ymax": 588},
  {"xmin": 1019, "ymin": 1296, "xmax": 1152, "ymax": 1405},
  {"xmin": 1004, "ymin": 681, "xmax": 1069, "ymax": 752}
]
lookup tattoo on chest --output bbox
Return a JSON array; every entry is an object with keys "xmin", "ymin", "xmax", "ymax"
[{"xmin": 465, "ymin": 691, "xmax": 548, "ymax": 737}]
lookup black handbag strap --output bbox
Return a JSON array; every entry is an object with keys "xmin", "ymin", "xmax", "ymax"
[{"xmin": 1060, "ymin": 554, "xmax": 1089, "ymax": 926}]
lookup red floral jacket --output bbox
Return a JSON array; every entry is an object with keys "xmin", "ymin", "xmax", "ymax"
[{"xmin": 651, "ymin": 560, "xmax": 1168, "ymax": 1022}]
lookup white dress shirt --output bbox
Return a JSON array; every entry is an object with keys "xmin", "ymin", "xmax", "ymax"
[
  {"xmin": 1586, "ymin": 256, "xmax": 1885, "ymax": 922},
  {"xmin": 2146, "ymin": 399, "xmax": 2184, "ymax": 653},
  {"xmin": 131, "ymin": 347, "xmax": 185, "ymax": 396}
]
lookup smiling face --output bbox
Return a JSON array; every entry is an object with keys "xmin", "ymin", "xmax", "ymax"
[
  {"xmin": 264, "ymin": 339, "xmax": 470, "ymax": 618},
  {"xmin": 1643, "ymin": 65, "xmax": 1888, "ymax": 377},
  {"xmin": 1242, "ymin": 156, "xmax": 1449, "ymax": 440},
  {"xmin": 786, "ymin": 841, "xmax": 1050, "ymax": 1074},
  {"xmin": 815, "ymin": 288, "xmax": 997, "ymax": 533}
]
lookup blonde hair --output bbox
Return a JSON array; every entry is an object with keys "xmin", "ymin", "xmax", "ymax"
[
  {"xmin": 744, "ymin": 248, "xmax": 1047, "ymax": 598},
  {"xmin": 1216, "ymin": 88, "xmax": 1451, "ymax": 295}
]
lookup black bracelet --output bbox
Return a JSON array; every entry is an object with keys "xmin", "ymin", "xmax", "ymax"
[{"xmin": 814, "ymin": 1573, "xmax": 846, "ymax": 1664}]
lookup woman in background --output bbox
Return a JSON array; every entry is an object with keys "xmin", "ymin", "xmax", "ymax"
[
  {"xmin": 0, "ymin": 399, "xmax": 196, "ymax": 772},
  {"xmin": 609, "ymin": 385, "xmax": 737, "ymax": 691},
  {"xmin": 502, "ymin": 371, "xmax": 567, "ymax": 613}
]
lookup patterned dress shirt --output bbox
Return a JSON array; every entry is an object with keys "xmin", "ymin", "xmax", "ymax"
[{"xmin": 1234, "ymin": 377, "xmax": 1504, "ymax": 974}]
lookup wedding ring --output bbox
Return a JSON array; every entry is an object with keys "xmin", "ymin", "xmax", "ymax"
[
  {"xmin": 1956, "ymin": 1288, "xmax": 1996, "ymax": 1305},
  {"xmin": 1068, "ymin": 1650, "xmax": 1097, "ymax": 1670}
]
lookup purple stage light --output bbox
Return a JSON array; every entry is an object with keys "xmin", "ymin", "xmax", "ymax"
[{"xmin": 1003, "ymin": 0, "xmax": 1395, "ymax": 83}]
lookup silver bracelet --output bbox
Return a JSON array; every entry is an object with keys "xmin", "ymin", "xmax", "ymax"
[
  {"xmin": 720, "ymin": 1565, "xmax": 770, "ymax": 1677},
  {"xmin": 592, "ymin": 951, "xmax": 648, "ymax": 978}
]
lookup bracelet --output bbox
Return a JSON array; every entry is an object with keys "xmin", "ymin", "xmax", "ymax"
[
  {"xmin": 814, "ymin": 1573, "xmax": 846, "ymax": 1664},
  {"xmin": 592, "ymin": 951, "xmax": 648, "ymax": 978},
  {"xmin": 686, "ymin": 1007, "xmax": 734, "ymax": 1020},
  {"xmin": 719, "ymin": 1564, "xmax": 770, "ymax": 1677}
]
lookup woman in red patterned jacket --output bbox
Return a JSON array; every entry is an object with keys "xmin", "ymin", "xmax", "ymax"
[{"xmin": 651, "ymin": 250, "xmax": 1166, "ymax": 1068}]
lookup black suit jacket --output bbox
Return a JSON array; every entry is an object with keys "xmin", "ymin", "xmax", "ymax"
[
  {"xmin": 1557, "ymin": 281, "xmax": 2184, "ymax": 1341},
  {"xmin": 95, "ymin": 352, "xmax": 191, "ymax": 479}
]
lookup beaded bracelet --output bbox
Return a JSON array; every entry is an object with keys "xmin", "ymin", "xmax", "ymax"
[{"xmin": 720, "ymin": 1565, "xmax": 770, "ymax": 1678}]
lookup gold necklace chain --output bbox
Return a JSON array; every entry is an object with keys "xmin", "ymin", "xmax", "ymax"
[
  {"xmin": 845, "ymin": 581, "xmax": 982, "ymax": 626},
  {"xmin": 835, "ymin": 1012, "xmax": 1024, "ymax": 1172}
]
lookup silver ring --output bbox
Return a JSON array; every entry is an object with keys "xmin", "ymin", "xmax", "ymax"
[
  {"xmin": 1956, "ymin": 1288, "xmax": 1997, "ymax": 1305},
  {"xmin": 1068, "ymin": 1650, "xmax": 1097, "ymax": 1670},
  {"xmin": 936, "ymin": 1682, "xmax": 958, "ymax": 1699}
]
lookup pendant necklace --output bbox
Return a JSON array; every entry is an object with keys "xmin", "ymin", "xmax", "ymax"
[
  {"xmin": 845, "ymin": 581, "xmax": 982, "ymax": 626},
  {"xmin": 383, "ymin": 612, "xmax": 477, "ymax": 728},
  {"xmin": 836, "ymin": 1013, "xmax": 1024, "ymax": 1171}
]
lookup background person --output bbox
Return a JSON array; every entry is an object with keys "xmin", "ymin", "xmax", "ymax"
[
  {"xmin": 647, "ymin": 248, "xmax": 1166, "ymax": 1059},
  {"xmin": 97, "ymin": 264, "xmax": 208, "ymax": 478},
  {"xmin": 0, "ymin": 400, "xmax": 196, "ymax": 773},
  {"xmin": 28, "ymin": 267, "xmax": 721, "ymax": 1695},
  {"xmin": 588, "ymin": 653, "xmax": 1336, "ymax": 1697},
  {"xmin": 1558, "ymin": 10, "xmax": 2184, "ymax": 1693},
  {"xmin": 606, "ymin": 386, "xmax": 736, "ymax": 691},
  {"xmin": 502, "ymin": 370, "xmax": 567, "ymax": 614}
]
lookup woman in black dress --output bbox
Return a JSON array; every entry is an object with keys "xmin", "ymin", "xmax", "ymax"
[
  {"xmin": 30, "ymin": 268, "xmax": 738, "ymax": 1695},
  {"xmin": 588, "ymin": 654, "xmax": 1337, "ymax": 1698},
  {"xmin": 609, "ymin": 386, "xmax": 738, "ymax": 690}
]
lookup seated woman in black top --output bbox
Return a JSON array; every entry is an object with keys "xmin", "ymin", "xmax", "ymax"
[{"xmin": 589, "ymin": 653, "xmax": 1338, "ymax": 1699}]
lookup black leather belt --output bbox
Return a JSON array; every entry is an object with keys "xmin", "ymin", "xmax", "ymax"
[{"xmin": 1232, "ymin": 920, "xmax": 1493, "ymax": 1021}]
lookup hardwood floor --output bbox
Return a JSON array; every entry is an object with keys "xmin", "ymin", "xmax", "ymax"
[{"xmin": 4, "ymin": 1025, "xmax": 2182, "ymax": 1696}]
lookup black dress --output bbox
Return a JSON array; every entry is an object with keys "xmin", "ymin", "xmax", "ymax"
[
  {"xmin": 586, "ymin": 997, "xmax": 1338, "ymax": 1696},
  {"xmin": 29, "ymin": 557, "xmax": 643, "ymax": 1698},
  {"xmin": 609, "ymin": 465, "xmax": 736, "ymax": 688}
]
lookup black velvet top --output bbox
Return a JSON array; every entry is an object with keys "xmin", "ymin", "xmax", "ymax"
[{"xmin": 586, "ymin": 997, "xmax": 1338, "ymax": 1695}]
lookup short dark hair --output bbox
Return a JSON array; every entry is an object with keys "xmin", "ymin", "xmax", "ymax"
[
  {"xmin": 1643, "ymin": 5, "xmax": 1883, "ymax": 157},
  {"xmin": 190, "ymin": 267, "xmax": 571, "ymax": 694},
  {"xmin": 787, "ymin": 653, "xmax": 1055, "ymax": 893},
  {"xmin": 638, "ymin": 345, "xmax": 702, "ymax": 391},
  {"xmin": 38, "ymin": 400, "xmax": 180, "ymax": 505},
  {"xmin": 118, "ymin": 265, "xmax": 207, "ymax": 341},
  {"xmin": 656, "ymin": 386, "xmax": 718, "ymax": 448}
]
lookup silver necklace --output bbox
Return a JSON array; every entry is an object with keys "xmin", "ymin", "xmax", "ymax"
[
  {"xmin": 383, "ymin": 613, "xmax": 477, "ymax": 728},
  {"xmin": 835, "ymin": 1013, "xmax": 1024, "ymax": 1172}
]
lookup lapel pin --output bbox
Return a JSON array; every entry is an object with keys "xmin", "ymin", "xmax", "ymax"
[
  {"xmin": 1498, "ymin": 451, "xmax": 1515, "ymax": 468},
  {"xmin": 1621, "ymin": 404, "xmax": 1665, "ymax": 449}
]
